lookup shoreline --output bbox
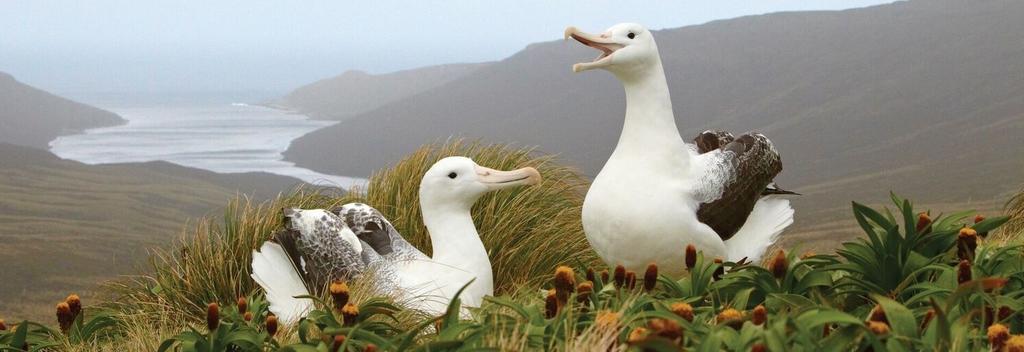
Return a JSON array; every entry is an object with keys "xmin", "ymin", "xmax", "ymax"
[{"xmin": 48, "ymin": 103, "xmax": 367, "ymax": 190}]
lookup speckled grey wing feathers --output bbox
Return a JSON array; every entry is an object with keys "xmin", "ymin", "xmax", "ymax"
[
  {"xmin": 278, "ymin": 208, "xmax": 369, "ymax": 290},
  {"xmin": 332, "ymin": 203, "xmax": 427, "ymax": 260}
]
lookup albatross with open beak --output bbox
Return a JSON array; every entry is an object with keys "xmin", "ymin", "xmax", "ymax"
[{"xmin": 565, "ymin": 23, "xmax": 796, "ymax": 277}]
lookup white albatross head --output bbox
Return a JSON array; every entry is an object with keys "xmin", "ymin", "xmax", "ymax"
[
  {"xmin": 419, "ymin": 156, "xmax": 542, "ymax": 211},
  {"xmin": 564, "ymin": 23, "xmax": 660, "ymax": 76}
]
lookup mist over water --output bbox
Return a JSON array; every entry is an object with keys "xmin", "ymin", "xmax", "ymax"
[{"xmin": 49, "ymin": 103, "xmax": 365, "ymax": 188}]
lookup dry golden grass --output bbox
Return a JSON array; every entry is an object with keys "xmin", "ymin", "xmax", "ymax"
[
  {"xmin": 352, "ymin": 140, "xmax": 598, "ymax": 293},
  {"xmin": 993, "ymin": 184, "xmax": 1024, "ymax": 243}
]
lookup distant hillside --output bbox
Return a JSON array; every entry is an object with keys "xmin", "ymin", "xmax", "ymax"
[
  {"xmin": 284, "ymin": 0, "xmax": 1024, "ymax": 248},
  {"xmin": 274, "ymin": 63, "xmax": 488, "ymax": 120},
  {"xmin": 0, "ymin": 72, "xmax": 125, "ymax": 148},
  {"xmin": 0, "ymin": 144, "xmax": 304, "ymax": 321}
]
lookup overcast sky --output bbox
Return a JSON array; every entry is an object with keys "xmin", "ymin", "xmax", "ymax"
[{"xmin": 1, "ymin": 0, "xmax": 895, "ymax": 98}]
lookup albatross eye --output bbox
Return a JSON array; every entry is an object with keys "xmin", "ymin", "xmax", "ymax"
[
  {"xmin": 627, "ymin": 32, "xmax": 636, "ymax": 39},
  {"xmin": 448, "ymin": 172, "xmax": 457, "ymax": 179}
]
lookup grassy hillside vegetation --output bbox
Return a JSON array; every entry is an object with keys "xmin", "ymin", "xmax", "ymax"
[
  {"xmin": 0, "ymin": 143, "xmax": 1019, "ymax": 350},
  {"xmin": 3, "ymin": 189, "xmax": 1020, "ymax": 351},
  {"xmin": 0, "ymin": 144, "xmax": 303, "ymax": 322}
]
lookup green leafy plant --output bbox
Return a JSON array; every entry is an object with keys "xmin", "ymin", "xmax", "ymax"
[
  {"xmin": 157, "ymin": 299, "xmax": 271, "ymax": 352},
  {"xmin": 0, "ymin": 321, "xmax": 60, "ymax": 351}
]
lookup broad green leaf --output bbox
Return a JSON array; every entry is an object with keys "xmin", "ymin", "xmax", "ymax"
[{"xmin": 873, "ymin": 295, "xmax": 918, "ymax": 339}]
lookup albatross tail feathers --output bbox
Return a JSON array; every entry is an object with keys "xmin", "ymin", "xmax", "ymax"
[
  {"xmin": 723, "ymin": 196, "xmax": 794, "ymax": 263},
  {"xmin": 251, "ymin": 241, "xmax": 313, "ymax": 325}
]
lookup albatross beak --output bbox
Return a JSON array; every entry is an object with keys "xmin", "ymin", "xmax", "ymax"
[
  {"xmin": 565, "ymin": 26, "xmax": 623, "ymax": 72},
  {"xmin": 475, "ymin": 165, "xmax": 542, "ymax": 191}
]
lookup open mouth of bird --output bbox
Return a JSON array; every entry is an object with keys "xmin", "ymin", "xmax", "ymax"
[
  {"xmin": 569, "ymin": 33, "xmax": 622, "ymax": 62},
  {"xmin": 564, "ymin": 26, "xmax": 623, "ymax": 72}
]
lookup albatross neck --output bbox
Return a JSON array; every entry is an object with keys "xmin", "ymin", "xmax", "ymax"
[
  {"xmin": 612, "ymin": 61, "xmax": 686, "ymax": 157},
  {"xmin": 419, "ymin": 202, "xmax": 493, "ymax": 288}
]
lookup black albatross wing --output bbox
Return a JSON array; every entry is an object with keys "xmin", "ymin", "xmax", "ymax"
[{"xmin": 692, "ymin": 131, "xmax": 790, "ymax": 241}]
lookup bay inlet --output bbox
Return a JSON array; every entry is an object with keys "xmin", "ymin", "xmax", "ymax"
[{"xmin": 49, "ymin": 103, "xmax": 366, "ymax": 189}]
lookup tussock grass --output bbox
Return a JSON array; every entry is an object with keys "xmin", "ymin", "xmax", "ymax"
[
  {"xmin": 352, "ymin": 140, "xmax": 598, "ymax": 293},
  {"xmin": 104, "ymin": 191, "xmax": 347, "ymax": 325},
  {"xmin": 1002, "ymin": 185, "xmax": 1024, "ymax": 238},
  {"xmin": 100, "ymin": 140, "xmax": 597, "ymax": 345}
]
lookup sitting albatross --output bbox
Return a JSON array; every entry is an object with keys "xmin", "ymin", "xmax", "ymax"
[
  {"xmin": 250, "ymin": 156, "xmax": 541, "ymax": 323},
  {"xmin": 565, "ymin": 23, "xmax": 796, "ymax": 277}
]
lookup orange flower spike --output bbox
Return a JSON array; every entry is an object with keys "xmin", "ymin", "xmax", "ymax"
[
  {"xmin": 553, "ymin": 266, "xmax": 576, "ymax": 293},
  {"xmin": 867, "ymin": 320, "xmax": 890, "ymax": 336},
  {"xmin": 685, "ymin": 244, "xmax": 698, "ymax": 270},
  {"xmin": 957, "ymin": 259, "xmax": 972, "ymax": 285},
  {"xmin": 237, "ymin": 296, "xmax": 248, "ymax": 316},
  {"xmin": 553, "ymin": 266, "xmax": 575, "ymax": 307},
  {"xmin": 769, "ymin": 250, "xmax": 788, "ymax": 280},
  {"xmin": 206, "ymin": 303, "xmax": 220, "ymax": 331},
  {"xmin": 544, "ymin": 289, "xmax": 558, "ymax": 318},
  {"xmin": 341, "ymin": 303, "xmax": 360, "ymax": 326},
  {"xmin": 56, "ymin": 302, "xmax": 74, "ymax": 333},
  {"xmin": 627, "ymin": 327, "xmax": 649, "ymax": 344},
  {"xmin": 595, "ymin": 310, "xmax": 621, "ymax": 328},
  {"xmin": 577, "ymin": 281, "xmax": 594, "ymax": 304},
  {"xmin": 869, "ymin": 304, "xmax": 888, "ymax": 324},
  {"xmin": 671, "ymin": 302, "xmax": 694, "ymax": 322},
  {"xmin": 752, "ymin": 305, "xmax": 767, "ymax": 325},
  {"xmin": 915, "ymin": 212, "xmax": 932, "ymax": 232},
  {"xmin": 717, "ymin": 308, "xmax": 743, "ymax": 329},
  {"xmin": 647, "ymin": 318, "xmax": 683, "ymax": 341},
  {"xmin": 330, "ymin": 281, "xmax": 350, "ymax": 311},
  {"xmin": 613, "ymin": 265, "xmax": 626, "ymax": 288},
  {"xmin": 643, "ymin": 263, "xmax": 659, "ymax": 292},
  {"xmin": 988, "ymin": 324, "xmax": 1010, "ymax": 351},
  {"xmin": 65, "ymin": 294, "xmax": 82, "ymax": 320},
  {"xmin": 331, "ymin": 335, "xmax": 345, "ymax": 352},
  {"xmin": 1005, "ymin": 335, "xmax": 1024, "ymax": 352},
  {"xmin": 957, "ymin": 228, "xmax": 979, "ymax": 261},
  {"xmin": 266, "ymin": 314, "xmax": 279, "ymax": 336},
  {"xmin": 975, "ymin": 214, "xmax": 990, "ymax": 237}
]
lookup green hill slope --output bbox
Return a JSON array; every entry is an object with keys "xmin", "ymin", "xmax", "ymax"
[
  {"xmin": 0, "ymin": 144, "xmax": 303, "ymax": 321},
  {"xmin": 0, "ymin": 72, "xmax": 124, "ymax": 148}
]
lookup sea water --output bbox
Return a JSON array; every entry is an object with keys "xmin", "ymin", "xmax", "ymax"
[{"xmin": 49, "ymin": 103, "xmax": 365, "ymax": 189}]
